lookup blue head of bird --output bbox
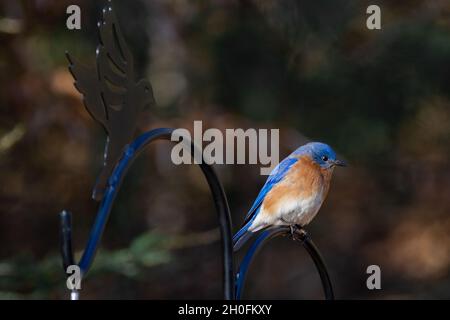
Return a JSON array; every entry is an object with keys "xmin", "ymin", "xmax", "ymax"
[{"xmin": 293, "ymin": 142, "xmax": 346, "ymax": 169}]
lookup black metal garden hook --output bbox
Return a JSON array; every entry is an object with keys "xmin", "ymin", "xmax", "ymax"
[
  {"xmin": 61, "ymin": 0, "xmax": 332, "ymax": 301},
  {"xmin": 235, "ymin": 226, "xmax": 334, "ymax": 300},
  {"xmin": 59, "ymin": 127, "xmax": 235, "ymax": 299},
  {"xmin": 61, "ymin": 0, "xmax": 235, "ymax": 299}
]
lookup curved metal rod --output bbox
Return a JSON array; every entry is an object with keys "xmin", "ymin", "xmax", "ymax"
[
  {"xmin": 59, "ymin": 127, "xmax": 235, "ymax": 300},
  {"xmin": 235, "ymin": 226, "xmax": 334, "ymax": 300}
]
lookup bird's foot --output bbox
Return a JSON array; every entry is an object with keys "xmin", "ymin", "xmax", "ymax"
[
  {"xmin": 289, "ymin": 224, "xmax": 298, "ymax": 240},
  {"xmin": 289, "ymin": 224, "xmax": 308, "ymax": 241}
]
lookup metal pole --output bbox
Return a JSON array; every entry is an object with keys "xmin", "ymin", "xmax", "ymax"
[{"xmin": 60, "ymin": 128, "xmax": 235, "ymax": 300}]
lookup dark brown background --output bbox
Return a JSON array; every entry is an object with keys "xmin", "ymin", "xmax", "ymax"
[{"xmin": 0, "ymin": 0, "xmax": 449, "ymax": 299}]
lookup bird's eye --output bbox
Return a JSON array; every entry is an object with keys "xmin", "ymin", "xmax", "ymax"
[{"xmin": 322, "ymin": 156, "xmax": 328, "ymax": 162}]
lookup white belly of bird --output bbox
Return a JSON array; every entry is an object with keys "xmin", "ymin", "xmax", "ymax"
[
  {"xmin": 278, "ymin": 193, "xmax": 324, "ymax": 226},
  {"xmin": 250, "ymin": 189, "xmax": 326, "ymax": 232}
]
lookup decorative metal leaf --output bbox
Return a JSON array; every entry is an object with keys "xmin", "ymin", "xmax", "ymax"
[{"xmin": 66, "ymin": 0, "xmax": 155, "ymax": 201}]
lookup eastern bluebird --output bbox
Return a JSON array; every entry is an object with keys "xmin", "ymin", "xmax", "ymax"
[{"xmin": 233, "ymin": 142, "xmax": 346, "ymax": 251}]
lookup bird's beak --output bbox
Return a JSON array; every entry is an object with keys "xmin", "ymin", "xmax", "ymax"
[{"xmin": 333, "ymin": 159, "xmax": 347, "ymax": 167}]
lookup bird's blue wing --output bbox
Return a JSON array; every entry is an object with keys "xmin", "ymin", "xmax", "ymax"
[{"xmin": 243, "ymin": 156, "xmax": 298, "ymax": 224}]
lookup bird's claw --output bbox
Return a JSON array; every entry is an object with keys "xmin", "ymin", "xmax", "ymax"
[
  {"xmin": 289, "ymin": 224, "xmax": 308, "ymax": 241},
  {"xmin": 289, "ymin": 224, "xmax": 298, "ymax": 240}
]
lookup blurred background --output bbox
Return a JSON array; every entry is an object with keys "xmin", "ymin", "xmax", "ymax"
[{"xmin": 0, "ymin": 0, "xmax": 449, "ymax": 299}]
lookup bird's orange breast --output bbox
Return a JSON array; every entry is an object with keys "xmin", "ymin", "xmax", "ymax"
[{"xmin": 262, "ymin": 156, "xmax": 332, "ymax": 215}]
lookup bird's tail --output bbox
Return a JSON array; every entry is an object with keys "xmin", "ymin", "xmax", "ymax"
[{"xmin": 233, "ymin": 219, "xmax": 255, "ymax": 251}]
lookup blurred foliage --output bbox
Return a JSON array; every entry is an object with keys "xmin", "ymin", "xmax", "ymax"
[
  {"xmin": 0, "ymin": 0, "xmax": 449, "ymax": 299},
  {"xmin": 0, "ymin": 231, "xmax": 171, "ymax": 299}
]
